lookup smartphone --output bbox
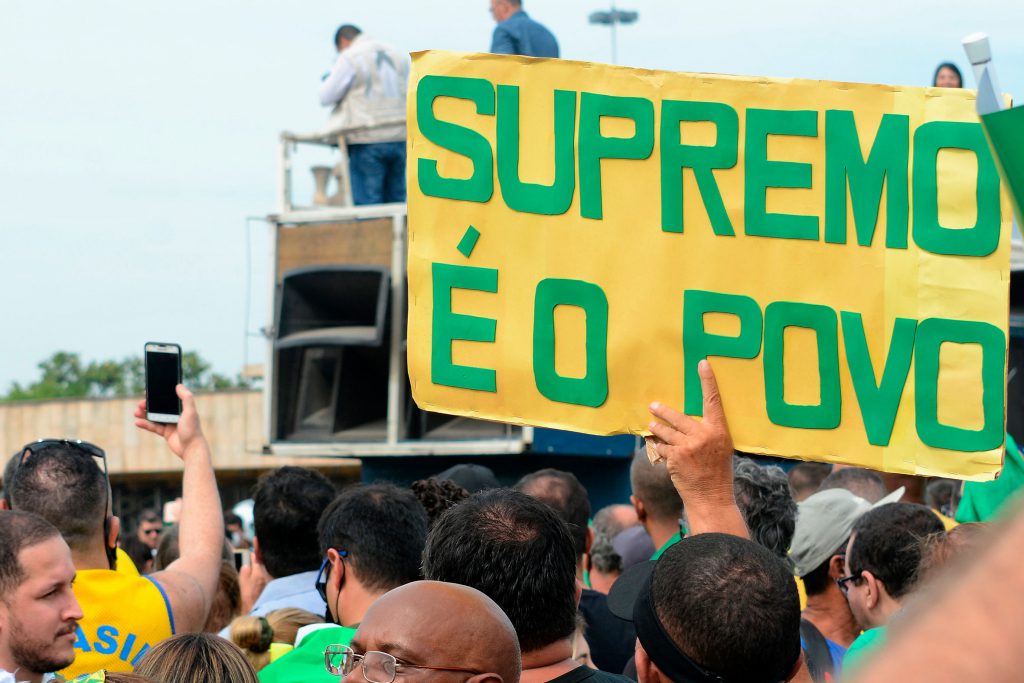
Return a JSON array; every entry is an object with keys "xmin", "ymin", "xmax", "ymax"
[
  {"xmin": 145, "ymin": 342, "xmax": 182, "ymax": 423},
  {"xmin": 233, "ymin": 548, "xmax": 251, "ymax": 571}
]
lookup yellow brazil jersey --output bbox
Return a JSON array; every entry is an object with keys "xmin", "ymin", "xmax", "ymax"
[{"xmin": 60, "ymin": 569, "xmax": 174, "ymax": 678}]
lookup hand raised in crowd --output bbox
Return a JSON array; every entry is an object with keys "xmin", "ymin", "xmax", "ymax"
[
  {"xmin": 134, "ymin": 384, "xmax": 209, "ymax": 460},
  {"xmin": 647, "ymin": 359, "xmax": 749, "ymax": 539},
  {"xmin": 239, "ymin": 549, "xmax": 273, "ymax": 615}
]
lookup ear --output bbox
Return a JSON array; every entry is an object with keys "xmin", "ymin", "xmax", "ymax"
[
  {"xmin": 574, "ymin": 577, "xmax": 583, "ymax": 608},
  {"xmin": 631, "ymin": 495, "xmax": 647, "ymax": 523},
  {"xmin": 827, "ymin": 553, "xmax": 846, "ymax": 581},
  {"xmin": 107, "ymin": 516, "xmax": 121, "ymax": 550},
  {"xmin": 862, "ymin": 570, "xmax": 881, "ymax": 610},
  {"xmin": 585, "ymin": 526, "xmax": 594, "ymax": 555},
  {"xmin": 252, "ymin": 537, "xmax": 263, "ymax": 565},
  {"xmin": 635, "ymin": 643, "xmax": 661, "ymax": 683},
  {"xmin": 328, "ymin": 548, "xmax": 347, "ymax": 590}
]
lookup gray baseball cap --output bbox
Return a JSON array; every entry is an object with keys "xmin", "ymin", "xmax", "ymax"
[{"xmin": 790, "ymin": 485, "xmax": 904, "ymax": 577}]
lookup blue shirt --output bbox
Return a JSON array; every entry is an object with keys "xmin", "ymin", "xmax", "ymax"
[
  {"xmin": 490, "ymin": 11, "xmax": 559, "ymax": 58},
  {"xmin": 800, "ymin": 633, "xmax": 847, "ymax": 677},
  {"xmin": 218, "ymin": 570, "xmax": 326, "ymax": 638}
]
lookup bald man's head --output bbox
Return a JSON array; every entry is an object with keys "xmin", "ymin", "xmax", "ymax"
[{"xmin": 348, "ymin": 581, "xmax": 520, "ymax": 683}]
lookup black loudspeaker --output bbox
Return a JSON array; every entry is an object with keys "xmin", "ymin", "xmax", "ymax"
[
  {"xmin": 1008, "ymin": 273, "xmax": 1024, "ymax": 445},
  {"xmin": 273, "ymin": 266, "xmax": 390, "ymax": 441}
]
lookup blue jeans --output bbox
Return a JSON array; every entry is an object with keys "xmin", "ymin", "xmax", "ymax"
[{"xmin": 348, "ymin": 141, "xmax": 406, "ymax": 205}]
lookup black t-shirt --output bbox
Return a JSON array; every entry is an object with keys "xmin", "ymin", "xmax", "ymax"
[
  {"xmin": 547, "ymin": 666, "xmax": 635, "ymax": 682},
  {"xmin": 579, "ymin": 588, "xmax": 637, "ymax": 675}
]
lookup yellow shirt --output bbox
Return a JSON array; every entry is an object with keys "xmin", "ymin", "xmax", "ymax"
[
  {"xmin": 60, "ymin": 569, "xmax": 174, "ymax": 678},
  {"xmin": 114, "ymin": 547, "xmax": 139, "ymax": 576}
]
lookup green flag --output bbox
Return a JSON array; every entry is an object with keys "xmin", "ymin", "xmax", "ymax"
[{"xmin": 980, "ymin": 105, "xmax": 1024, "ymax": 224}]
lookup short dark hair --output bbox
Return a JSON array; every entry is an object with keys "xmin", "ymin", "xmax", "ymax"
[
  {"xmin": 253, "ymin": 467, "xmax": 336, "ymax": 579},
  {"xmin": 1, "ymin": 451, "xmax": 19, "ymax": 507},
  {"xmin": 516, "ymin": 468, "xmax": 591, "ymax": 557},
  {"xmin": 848, "ymin": 503, "xmax": 945, "ymax": 599},
  {"xmin": 224, "ymin": 512, "xmax": 243, "ymax": 528},
  {"xmin": 819, "ymin": 467, "xmax": 888, "ymax": 503},
  {"xmin": 654, "ymin": 533, "xmax": 801, "ymax": 682},
  {"xmin": 630, "ymin": 450, "xmax": 682, "ymax": 522},
  {"xmin": 138, "ymin": 509, "xmax": 161, "ymax": 525},
  {"xmin": 318, "ymin": 483, "xmax": 427, "ymax": 593},
  {"xmin": 333, "ymin": 24, "xmax": 361, "ymax": 47},
  {"xmin": 0, "ymin": 510, "xmax": 63, "ymax": 597},
  {"xmin": 9, "ymin": 443, "xmax": 107, "ymax": 552},
  {"xmin": 787, "ymin": 462, "xmax": 831, "ymax": 500},
  {"xmin": 423, "ymin": 489, "xmax": 577, "ymax": 653},
  {"xmin": 733, "ymin": 458, "xmax": 797, "ymax": 560}
]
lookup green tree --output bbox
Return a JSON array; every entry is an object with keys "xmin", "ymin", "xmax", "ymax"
[{"xmin": 2, "ymin": 350, "xmax": 249, "ymax": 401}]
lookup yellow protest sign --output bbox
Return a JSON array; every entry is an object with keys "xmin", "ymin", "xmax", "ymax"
[{"xmin": 406, "ymin": 50, "xmax": 1012, "ymax": 480}]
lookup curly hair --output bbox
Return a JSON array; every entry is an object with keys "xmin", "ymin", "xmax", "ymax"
[
  {"xmin": 733, "ymin": 457, "xmax": 797, "ymax": 561},
  {"xmin": 411, "ymin": 477, "xmax": 470, "ymax": 528}
]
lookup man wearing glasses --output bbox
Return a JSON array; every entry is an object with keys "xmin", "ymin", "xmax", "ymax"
[
  {"xmin": 838, "ymin": 502, "xmax": 946, "ymax": 676},
  {"xmin": 7, "ymin": 384, "xmax": 224, "ymax": 678},
  {"xmin": 325, "ymin": 580, "xmax": 520, "ymax": 682},
  {"xmin": 788, "ymin": 486, "xmax": 905, "ymax": 677},
  {"xmin": 258, "ymin": 484, "xmax": 428, "ymax": 683},
  {"xmin": 135, "ymin": 510, "xmax": 163, "ymax": 552}
]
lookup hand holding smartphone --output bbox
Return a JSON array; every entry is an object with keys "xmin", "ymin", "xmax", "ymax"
[{"xmin": 145, "ymin": 342, "xmax": 183, "ymax": 424}]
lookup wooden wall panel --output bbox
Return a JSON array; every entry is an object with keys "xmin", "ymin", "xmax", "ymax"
[
  {"xmin": 277, "ymin": 219, "xmax": 393, "ymax": 280},
  {"xmin": 0, "ymin": 391, "xmax": 357, "ymax": 477}
]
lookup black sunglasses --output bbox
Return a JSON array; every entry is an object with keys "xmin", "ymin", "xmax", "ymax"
[{"xmin": 315, "ymin": 549, "xmax": 349, "ymax": 604}]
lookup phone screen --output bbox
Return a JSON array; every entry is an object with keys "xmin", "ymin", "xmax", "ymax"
[{"xmin": 146, "ymin": 349, "xmax": 181, "ymax": 415}]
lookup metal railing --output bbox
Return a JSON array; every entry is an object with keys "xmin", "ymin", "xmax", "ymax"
[{"xmin": 276, "ymin": 119, "xmax": 406, "ymax": 213}]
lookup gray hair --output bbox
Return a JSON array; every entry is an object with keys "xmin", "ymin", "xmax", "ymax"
[{"xmin": 733, "ymin": 457, "xmax": 797, "ymax": 562}]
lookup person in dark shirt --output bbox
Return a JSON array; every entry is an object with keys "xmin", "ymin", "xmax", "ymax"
[
  {"xmin": 425, "ymin": 490, "xmax": 631, "ymax": 682},
  {"xmin": 517, "ymin": 469, "xmax": 637, "ymax": 674},
  {"xmin": 489, "ymin": 0, "xmax": 559, "ymax": 57}
]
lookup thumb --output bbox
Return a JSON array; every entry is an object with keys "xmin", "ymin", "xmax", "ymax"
[{"xmin": 698, "ymin": 359, "xmax": 727, "ymax": 427}]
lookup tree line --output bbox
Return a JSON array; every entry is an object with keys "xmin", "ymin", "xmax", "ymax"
[{"xmin": 2, "ymin": 351, "xmax": 250, "ymax": 401}]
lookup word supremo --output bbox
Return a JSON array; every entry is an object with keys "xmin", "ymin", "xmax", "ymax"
[
  {"xmin": 432, "ymin": 266, "xmax": 1005, "ymax": 453},
  {"xmin": 417, "ymin": 75, "xmax": 1002, "ymax": 257}
]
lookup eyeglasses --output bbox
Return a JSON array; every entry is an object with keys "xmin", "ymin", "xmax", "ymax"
[
  {"xmin": 324, "ymin": 645, "xmax": 482, "ymax": 681},
  {"xmin": 142, "ymin": 528, "xmax": 162, "ymax": 536},
  {"xmin": 836, "ymin": 572, "xmax": 865, "ymax": 595},
  {"xmin": 315, "ymin": 550, "xmax": 348, "ymax": 604}
]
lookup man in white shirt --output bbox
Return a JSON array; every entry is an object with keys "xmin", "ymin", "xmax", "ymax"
[
  {"xmin": 320, "ymin": 24, "xmax": 408, "ymax": 205},
  {"xmin": 0, "ymin": 511, "xmax": 83, "ymax": 683}
]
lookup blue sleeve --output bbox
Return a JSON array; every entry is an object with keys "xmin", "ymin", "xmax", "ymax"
[{"xmin": 490, "ymin": 25, "xmax": 517, "ymax": 54}]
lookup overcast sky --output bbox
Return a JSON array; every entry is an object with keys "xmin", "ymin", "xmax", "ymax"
[{"xmin": 1, "ymin": 0, "xmax": 1021, "ymax": 389}]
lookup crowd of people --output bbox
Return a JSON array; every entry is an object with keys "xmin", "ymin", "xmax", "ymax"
[
  {"xmin": 1, "ymin": 5, "xmax": 1004, "ymax": 682},
  {"xmin": 2, "ymin": 361, "xmax": 1023, "ymax": 683}
]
